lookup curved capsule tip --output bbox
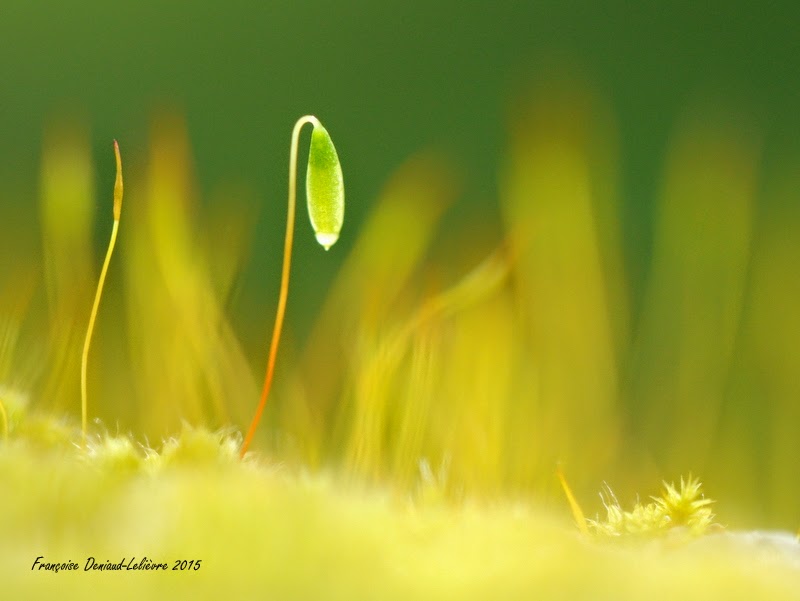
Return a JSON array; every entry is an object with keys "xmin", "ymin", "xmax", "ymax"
[{"xmin": 314, "ymin": 231, "xmax": 339, "ymax": 250}]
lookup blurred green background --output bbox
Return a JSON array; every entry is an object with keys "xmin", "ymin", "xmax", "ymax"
[
  {"xmin": 2, "ymin": 1, "xmax": 800, "ymax": 529},
  {"xmin": 2, "ymin": 1, "xmax": 798, "ymax": 308}
]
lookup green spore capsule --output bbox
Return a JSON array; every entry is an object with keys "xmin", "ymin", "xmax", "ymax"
[{"xmin": 306, "ymin": 122, "xmax": 344, "ymax": 250}]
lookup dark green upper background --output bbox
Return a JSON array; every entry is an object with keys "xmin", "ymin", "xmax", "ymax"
[{"xmin": 1, "ymin": 0, "xmax": 799, "ymax": 325}]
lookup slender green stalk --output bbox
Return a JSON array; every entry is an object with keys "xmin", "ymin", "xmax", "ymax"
[
  {"xmin": 240, "ymin": 115, "xmax": 344, "ymax": 458},
  {"xmin": 240, "ymin": 117, "xmax": 317, "ymax": 458},
  {"xmin": 556, "ymin": 465, "xmax": 590, "ymax": 537},
  {"xmin": 81, "ymin": 141, "xmax": 123, "ymax": 445}
]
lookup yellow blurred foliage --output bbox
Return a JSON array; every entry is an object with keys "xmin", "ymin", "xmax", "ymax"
[{"xmin": 0, "ymin": 90, "xmax": 798, "ymax": 529}]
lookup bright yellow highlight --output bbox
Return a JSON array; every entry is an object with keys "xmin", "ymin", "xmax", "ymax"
[
  {"xmin": 0, "ymin": 396, "xmax": 7, "ymax": 441},
  {"xmin": 1, "ymin": 435, "xmax": 796, "ymax": 600},
  {"xmin": 80, "ymin": 141, "xmax": 123, "ymax": 444}
]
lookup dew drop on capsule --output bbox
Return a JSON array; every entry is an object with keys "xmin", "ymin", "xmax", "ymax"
[{"xmin": 306, "ymin": 122, "xmax": 344, "ymax": 250}]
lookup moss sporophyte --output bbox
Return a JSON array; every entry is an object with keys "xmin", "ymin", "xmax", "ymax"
[
  {"xmin": 239, "ymin": 116, "xmax": 344, "ymax": 458},
  {"xmin": 80, "ymin": 141, "xmax": 123, "ymax": 447},
  {"xmin": 75, "ymin": 118, "xmax": 344, "ymax": 458}
]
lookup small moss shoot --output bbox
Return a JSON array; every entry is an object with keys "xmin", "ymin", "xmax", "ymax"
[
  {"xmin": 239, "ymin": 116, "xmax": 345, "ymax": 458},
  {"xmin": 80, "ymin": 140, "xmax": 123, "ymax": 446},
  {"xmin": 559, "ymin": 471, "xmax": 719, "ymax": 541}
]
